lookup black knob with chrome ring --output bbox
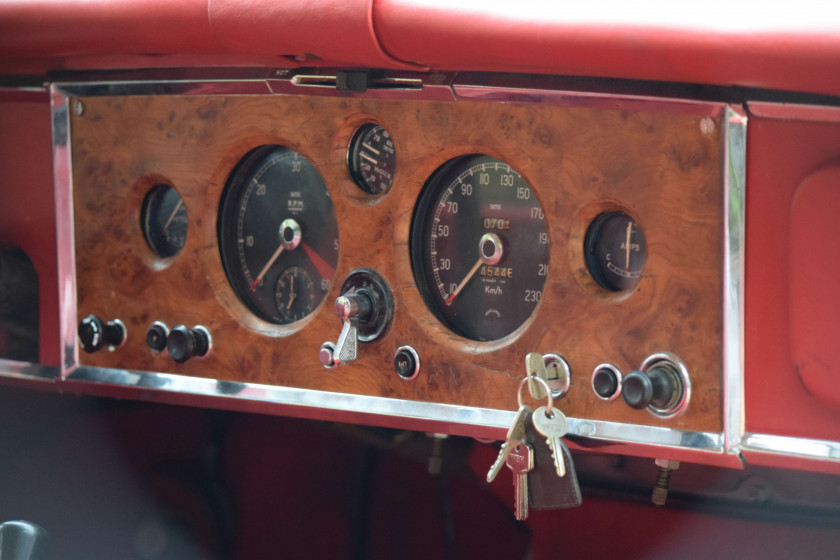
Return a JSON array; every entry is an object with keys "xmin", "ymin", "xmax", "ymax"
[
  {"xmin": 166, "ymin": 325, "xmax": 212, "ymax": 363},
  {"xmin": 78, "ymin": 315, "xmax": 126, "ymax": 353}
]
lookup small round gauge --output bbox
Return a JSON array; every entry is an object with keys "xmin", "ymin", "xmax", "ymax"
[
  {"xmin": 141, "ymin": 184, "xmax": 188, "ymax": 258},
  {"xmin": 347, "ymin": 123, "xmax": 396, "ymax": 194},
  {"xmin": 218, "ymin": 146, "xmax": 339, "ymax": 325},
  {"xmin": 274, "ymin": 266, "xmax": 316, "ymax": 323},
  {"xmin": 585, "ymin": 211, "xmax": 647, "ymax": 292},
  {"xmin": 411, "ymin": 154, "xmax": 549, "ymax": 342}
]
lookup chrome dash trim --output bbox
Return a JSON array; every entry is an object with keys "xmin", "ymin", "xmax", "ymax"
[
  {"xmin": 54, "ymin": 80, "xmax": 272, "ymax": 98},
  {"xmin": 742, "ymin": 433, "xmax": 840, "ymax": 463},
  {"xmin": 723, "ymin": 105, "xmax": 747, "ymax": 456},
  {"xmin": 453, "ymin": 83, "xmax": 724, "ymax": 117},
  {"xmin": 0, "ymin": 360, "xmax": 725, "ymax": 455},
  {"xmin": 50, "ymin": 69, "xmax": 455, "ymax": 102},
  {"xmin": 747, "ymin": 101, "xmax": 840, "ymax": 123},
  {"xmin": 567, "ymin": 417, "xmax": 722, "ymax": 451},
  {"xmin": 50, "ymin": 85, "xmax": 78, "ymax": 377}
]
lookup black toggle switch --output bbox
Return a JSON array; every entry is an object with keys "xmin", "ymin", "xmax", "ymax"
[
  {"xmin": 622, "ymin": 367, "xmax": 678, "ymax": 410},
  {"xmin": 166, "ymin": 325, "xmax": 212, "ymax": 363},
  {"xmin": 78, "ymin": 315, "xmax": 126, "ymax": 353}
]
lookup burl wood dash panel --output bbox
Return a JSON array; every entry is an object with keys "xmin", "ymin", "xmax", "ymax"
[{"xmin": 72, "ymin": 94, "xmax": 724, "ymax": 433}]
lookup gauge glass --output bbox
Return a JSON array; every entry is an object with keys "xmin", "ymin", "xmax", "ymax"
[
  {"xmin": 347, "ymin": 123, "xmax": 396, "ymax": 194},
  {"xmin": 141, "ymin": 184, "xmax": 188, "ymax": 258},
  {"xmin": 218, "ymin": 146, "xmax": 339, "ymax": 325},
  {"xmin": 411, "ymin": 154, "xmax": 549, "ymax": 341},
  {"xmin": 584, "ymin": 211, "xmax": 647, "ymax": 292}
]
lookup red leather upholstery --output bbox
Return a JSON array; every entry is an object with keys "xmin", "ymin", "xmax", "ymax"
[
  {"xmin": 208, "ymin": 0, "xmax": 421, "ymax": 69},
  {"xmin": 789, "ymin": 165, "xmax": 840, "ymax": 410},
  {"xmin": 745, "ymin": 109, "xmax": 840, "ymax": 443},
  {"xmin": 0, "ymin": 0, "xmax": 219, "ymax": 57},
  {"xmin": 3, "ymin": 0, "xmax": 840, "ymax": 97},
  {"xmin": 373, "ymin": 0, "xmax": 840, "ymax": 96}
]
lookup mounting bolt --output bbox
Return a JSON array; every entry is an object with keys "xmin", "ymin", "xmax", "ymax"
[
  {"xmin": 427, "ymin": 433, "xmax": 448, "ymax": 476},
  {"xmin": 700, "ymin": 117, "xmax": 715, "ymax": 135},
  {"xmin": 652, "ymin": 458, "xmax": 680, "ymax": 506}
]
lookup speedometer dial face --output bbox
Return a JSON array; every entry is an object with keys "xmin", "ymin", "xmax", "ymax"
[
  {"xmin": 218, "ymin": 146, "xmax": 339, "ymax": 325},
  {"xmin": 411, "ymin": 155, "xmax": 549, "ymax": 341}
]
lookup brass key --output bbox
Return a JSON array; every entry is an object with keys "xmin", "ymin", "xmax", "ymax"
[{"xmin": 486, "ymin": 404, "xmax": 532, "ymax": 483}]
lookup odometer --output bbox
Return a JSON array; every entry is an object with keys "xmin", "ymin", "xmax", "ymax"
[
  {"xmin": 410, "ymin": 155, "xmax": 549, "ymax": 341},
  {"xmin": 218, "ymin": 146, "xmax": 338, "ymax": 325}
]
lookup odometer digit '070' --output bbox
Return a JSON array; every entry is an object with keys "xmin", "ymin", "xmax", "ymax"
[
  {"xmin": 218, "ymin": 146, "xmax": 338, "ymax": 325},
  {"xmin": 410, "ymin": 154, "xmax": 549, "ymax": 341}
]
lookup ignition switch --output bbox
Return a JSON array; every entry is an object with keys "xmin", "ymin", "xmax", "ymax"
[{"xmin": 319, "ymin": 269, "xmax": 394, "ymax": 368}]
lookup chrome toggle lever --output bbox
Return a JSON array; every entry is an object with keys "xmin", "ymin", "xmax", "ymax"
[{"xmin": 320, "ymin": 269, "xmax": 394, "ymax": 369}]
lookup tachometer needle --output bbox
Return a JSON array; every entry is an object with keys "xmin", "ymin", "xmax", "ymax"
[
  {"xmin": 445, "ymin": 258, "xmax": 483, "ymax": 307},
  {"xmin": 161, "ymin": 199, "xmax": 183, "ymax": 234},
  {"xmin": 250, "ymin": 244, "xmax": 285, "ymax": 291},
  {"xmin": 302, "ymin": 242, "xmax": 335, "ymax": 281}
]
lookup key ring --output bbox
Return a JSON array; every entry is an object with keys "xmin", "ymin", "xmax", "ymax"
[{"xmin": 518, "ymin": 376, "xmax": 553, "ymax": 416}]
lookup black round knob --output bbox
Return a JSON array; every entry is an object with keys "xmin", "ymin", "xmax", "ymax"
[
  {"xmin": 166, "ymin": 325, "xmax": 211, "ymax": 363},
  {"xmin": 622, "ymin": 367, "xmax": 678, "ymax": 410},
  {"xmin": 146, "ymin": 322, "xmax": 169, "ymax": 353},
  {"xmin": 592, "ymin": 366, "xmax": 620, "ymax": 400},
  {"xmin": 79, "ymin": 315, "xmax": 125, "ymax": 353},
  {"xmin": 393, "ymin": 346, "xmax": 419, "ymax": 379}
]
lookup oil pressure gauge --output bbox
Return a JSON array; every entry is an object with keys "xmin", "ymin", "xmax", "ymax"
[{"xmin": 585, "ymin": 211, "xmax": 647, "ymax": 292}]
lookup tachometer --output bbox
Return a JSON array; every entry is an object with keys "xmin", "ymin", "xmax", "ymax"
[
  {"xmin": 410, "ymin": 155, "xmax": 549, "ymax": 341},
  {"xmin": 218, "ymin": 146, "xmax": 339, "ymax": 325}
]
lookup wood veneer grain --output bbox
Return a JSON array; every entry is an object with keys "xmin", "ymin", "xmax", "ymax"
[{"xmin": 72, "ymin": 94, "xmax": 724, "ymax": 432}]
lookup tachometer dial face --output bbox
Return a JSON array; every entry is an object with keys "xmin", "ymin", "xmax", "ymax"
[
  {"xmin": 584, "ymin": 211, "xmax": 647, "ymax": 292},
  {"xmin": 347, "ymin": 123, "xmax": 396, "ymax": 195},
  {"xmin": 141, "ymin": 184, "xmax": 188, "ymax": 258},
  {"xmin": 218, "ymin": 146, "xmax": 339, "ymax": 325},
  {"xmin": 411, "ymin": 155, "xmax": 549, "ymax": 342}
]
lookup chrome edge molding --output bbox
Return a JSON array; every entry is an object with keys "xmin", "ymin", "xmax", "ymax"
[
  {"xmin": 723, "ymin": 105, "xmax": 747, "ymax": 458},
  {"xmin": 51, "ymin": 85, "xmax": 79, "ymax": 376},
  {"xmin": 742, "ymin": 433, "xmax": 840, "ymax": 463},
  {"xmin": 7, "ymin": 72, "xmax": 763, "ymax": 463},
  {"xmin": 452, "ymin": 83, "xmax": 724, "ymax": 117}
]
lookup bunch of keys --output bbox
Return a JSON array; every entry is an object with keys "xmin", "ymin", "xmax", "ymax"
[{"xmin": 487, "ymin": 375, "xmax": 581, "ymax": 520}]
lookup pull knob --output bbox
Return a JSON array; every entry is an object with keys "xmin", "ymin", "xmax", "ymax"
[
  {"xmin": 166, "ymin": 325, "xmax": 212, "ymax": 363},
  {"xmin": 622, "ymin": 367, "xmax": 678, "ymax": 410},
  {"xmin": 78, "ymin": 315, "xmax": 126, "ymax": 353}
]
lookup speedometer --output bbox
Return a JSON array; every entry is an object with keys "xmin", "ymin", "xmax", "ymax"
[{"xmin": 410, "ymin": 155, "xmax": 549, "ymax": 341}]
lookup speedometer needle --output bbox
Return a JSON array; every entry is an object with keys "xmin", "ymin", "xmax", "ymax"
[
  {"xmin": 250, "ymin": 244, "xmax": 285, "ymax": 291},
  {"xmin": 445, "ymin": 258, "xmax": 483, "ymax": 307}
]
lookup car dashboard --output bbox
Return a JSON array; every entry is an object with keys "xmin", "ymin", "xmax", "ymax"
[{"xmin": 1, "ymin": 1, "xmax": 839, "ymax": 557}]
